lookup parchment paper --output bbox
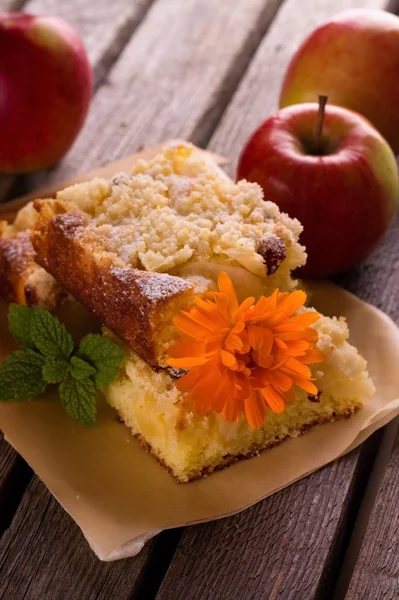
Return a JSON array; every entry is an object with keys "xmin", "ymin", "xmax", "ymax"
[{"xmin": 1, "ymin": 145, "xmax": 398, "ymax": 561}]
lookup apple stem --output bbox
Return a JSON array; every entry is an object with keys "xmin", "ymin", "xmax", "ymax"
[{"xmin": 314, "ymin": 95, "xmax": 328, "ymax": 155}]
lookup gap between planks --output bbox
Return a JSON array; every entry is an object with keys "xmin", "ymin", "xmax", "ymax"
[
  {"xmin": 0, "ymin": 435, "xmax": 32, "ymax": 536},
  {"xmin": 332, "ymin": 417, "xmax": 399, "ymax": 600}
]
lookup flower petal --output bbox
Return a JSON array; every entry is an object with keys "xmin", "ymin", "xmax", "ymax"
[
  {"xmin": 261, "ymin": 386, "xmax": 286, "ymax": 413},
  {"xmin": 218, "ymin": 271, "xmax": 239, "ymax": 316},
  {"xmin": 222, "ymin": 393, "xmax": 242, "ymax": 422},
  {"xmin": 176, "ymin": 367, "xmax": 202, "ymax": 392},
  {"xmin": 301, "ymin": 349, "xmax": 325, "ymax": 364},
  {"xmin": 173, "ymin": 314, "xmax": 211, "ymax": 339},
  {"xmin": 244, "ymin": 391, "xmax": 266, "ymax": 429},
  {"xmin": 288, "ymin": 312, "xmax": 320, "ymax": 326},
  {"xmin": 293, "ymin": 377, "xmax": 319, "ymax": 395},
  {"xmin": 247, "ymin": 325, "xmax": 273, "ymax": 354},
  {"xmin": 221, "ymin": 349, "xmax": 238, "ymax": 369},
  {"xmin": 167, "ymin": 355, "xmax": 209, "ymax": 368},
  {"xmin": 168, "ymin": 341, "xmax": 206, "ymax": 358}
]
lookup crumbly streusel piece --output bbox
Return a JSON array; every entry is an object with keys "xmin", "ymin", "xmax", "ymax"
[
  {"xmin": 0, "ymin": 203, "xmax": 65, "ymax": 309},
  {"xmin": 53, "ymin": 144, "xmax": 306, "ymax": 286}
]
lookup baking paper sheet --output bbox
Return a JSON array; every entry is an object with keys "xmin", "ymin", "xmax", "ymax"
[{"xmin": 1, "ymin": 144, "xmax": 398, "ymax": 561}]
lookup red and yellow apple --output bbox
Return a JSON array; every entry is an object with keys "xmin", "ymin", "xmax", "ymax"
[
  {"xmin": 0, "ymin": 12, "xmax": 93, "ymax": 173},
  {"xmin": 279, "ymin": 9, "xmax": 399, "ymax": 154},
  {"xmin": 236, "ymin": 102, "xmax": 399, "ymax": 277}
]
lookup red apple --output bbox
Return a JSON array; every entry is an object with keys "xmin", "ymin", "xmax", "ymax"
[
  {"xmin": 279, "ymin": 9, "xmax": 399, "ymax": 155},
  {"xmin": 236, "ymin": 102, "xmax": 399, "ymax": 277},
  {"xmin": 0, "ymin": 12, "xmax": 93, "ymax": 173}
]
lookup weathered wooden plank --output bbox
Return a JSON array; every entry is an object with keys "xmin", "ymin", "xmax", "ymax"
[
  {"xmin": 156, "ymin": 1, "xmax": 399, "ymax": 598},
  {"xmin": 0, "ymin": 434, "xmax": 32, "ymax": 535},
  {"xmin": 156, "ymin": 439, "xmax": 382, "ymax": 600},
  {"xmin": 345, "ymin": 424, "xmax": 399, "ymax": 600},
  {"xmin": 0, "ymin": 0, "xmax": 26, "ymax": 10},
  {"xmin": 0, "ymin": 477, "xmax": 181, "ymax": 599},
  {"xmin": 26, "ymin": 0, "xmax": 284, "ymax": 189},
  {"xmin": 26, "ymin": 0, "xmax": 154, "ymax": 84},
  {"xmin": 209, "ymin": 0, "xmax": 398, "ymax": 172}
]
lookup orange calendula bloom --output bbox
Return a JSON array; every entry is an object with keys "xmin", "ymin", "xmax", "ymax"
[{"xmin": 167, "ymin": 272, "xmax": 325, "ymax": 429}]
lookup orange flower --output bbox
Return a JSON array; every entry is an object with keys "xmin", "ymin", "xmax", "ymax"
[{"xmin": 167, "ymin": 272, "xmax": 325, "ymax": 429}]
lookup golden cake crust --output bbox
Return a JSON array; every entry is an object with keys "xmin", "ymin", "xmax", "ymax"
[
  {"xmin": 133, "ymin": 406, "xmax": 358, "ymax": 482},
  {"xmin": 0, "ymin": 226, "xmax": 65, "ymax": 308},
  {"xmin": 32, "ymin": 200, "xmax": 196, "ymax": 367}
]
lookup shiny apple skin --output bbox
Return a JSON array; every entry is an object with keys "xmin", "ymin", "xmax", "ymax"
[
  {"xmin": 0, "ymin": 12, "xmax": 93, "ymax": 173},
  {"xmin": 279, "ymin": 9, "xmax": 399, "ymax": 154},
  {"xmin": 236, "ymin": 104, "xmax": 399, "ymax": 277}
]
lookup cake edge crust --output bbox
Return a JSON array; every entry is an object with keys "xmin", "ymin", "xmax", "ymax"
[{"xmin": 128, "ymin": 405, "xmax": 360, "ymax": 483}]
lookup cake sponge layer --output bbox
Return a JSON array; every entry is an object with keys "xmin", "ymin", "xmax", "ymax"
[{"xmin": 104, "ymin": 312, "xmax": 374, "ymax": 482}]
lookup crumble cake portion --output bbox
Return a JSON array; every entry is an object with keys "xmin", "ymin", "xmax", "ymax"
[
  {"xmin": 32, "ymin": 144, "xmax": 307, "ymax": 366},
  {"xmin": 0, "ymin": 203, "xmax": 65, "ymax": 309},
  {"xmin": 40, "ymin": 144, "xmax": 306, "ymax": 289},
  {"xmin": 105, "ymin": 311, "xmax": 374, "ymax": 482}
]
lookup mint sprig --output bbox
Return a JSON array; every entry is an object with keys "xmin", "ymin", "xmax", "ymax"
[
  {"xmin": 0, "ymin": 350, "xmax": 46, "ymax": 401},
  {"xmin": 77, "ymin": 334, "xmax": 125, "ymax": 388},
  {"xmin": 0, "ymin": 304, "xmax": 125, "ymax": 426},
  {"xmin": 60, "ymin": 374, "xmax": 97, "ymax": 426}
]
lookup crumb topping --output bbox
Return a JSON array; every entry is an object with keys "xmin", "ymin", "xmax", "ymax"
[{"xmin": 54, "ymin": 144, "xmax": 306, "ymax": 279}]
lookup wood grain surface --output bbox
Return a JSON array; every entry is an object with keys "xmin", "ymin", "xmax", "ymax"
[
  {"xmin": 0, "ymin": 434, "xmax": 31, "ymax": 536},
  {"xmin": 0, "ymin": 478, "xmax": 163, "ymax": 600},
  {"xmin": 155, "ymin": 440, "xmax": 382, "ymax": 600},
  {"xmin": 23, "ymin": 0, "xmax": 283, "ymax": 189},
  {"xmin": 0, "ymin": 0, "xmax": 25, "ymax": 10},
  {"xmin": 345, "ymin": 428, "xmax": 399, "ymax": 600},
  {"xmin": 25, "ymin": 0, "xmax": 154, "ymax": 84}
]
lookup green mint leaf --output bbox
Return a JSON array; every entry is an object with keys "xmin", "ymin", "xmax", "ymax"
[
  {"xmin": 8, "ymin": 304, "xmax": 36, "ymax": 349},
  {"xmin": 77, "ymin": 334, "xmax": 124, "ymax": 389},
  {"xmin": 30, "ymin": 307, "xmax": 74, "ymax": 360},
  {"xmin": 59, "ymin": 373, "xmax": 96, "ymax": 426},
  {"xmin": 70, "ymin": 356, "xmax": 97, "ymax": 380},
  {"xmin": 42, "ymin": 359, "xmax": 70, "ymax": 384},
  {"xmin": 0, "ymin": 350, "xmax": 46, "ymax": 401}
]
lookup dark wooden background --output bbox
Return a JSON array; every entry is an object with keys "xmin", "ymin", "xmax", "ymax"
[{"xmin": 0, "ymin": 0, "xmax": 398, "ymax": 598}]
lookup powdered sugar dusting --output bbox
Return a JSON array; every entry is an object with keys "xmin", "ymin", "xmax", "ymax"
[{"xmin": 110, "ymin": 267, "xmax": 191, "ymax": 302}]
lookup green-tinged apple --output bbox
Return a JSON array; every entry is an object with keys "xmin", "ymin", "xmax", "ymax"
[
  {"xmin": 279, "ymin": 9, "xmax": 399, "ymax": 154},
  {"xmin": 236, "ymin": 100, "xmax": 399, "ymax": 277},
  {"xmin": 0, "ymin": 12, "xmax": 93, "ymax": 173}
]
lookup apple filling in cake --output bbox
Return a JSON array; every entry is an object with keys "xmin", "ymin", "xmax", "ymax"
[
  {"xmin": 29, "ymin": 144, "xmax": 374, "ymax": 481},
  {"xmin": 105, "ymin": 303, "xmax": 373, "ymax": 482}
]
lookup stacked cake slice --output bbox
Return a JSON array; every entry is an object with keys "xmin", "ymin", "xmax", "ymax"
[{"xmin": 1, "ymin": 144, "xmax": 374, "ymax": 481}]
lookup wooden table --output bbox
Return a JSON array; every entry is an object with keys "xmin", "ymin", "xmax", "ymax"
[{"xmin": 1, "ymin": 0, "xmax": 399, "ymax": 598}]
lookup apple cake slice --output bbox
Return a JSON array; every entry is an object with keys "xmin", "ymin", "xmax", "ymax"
[
  {"xmin": 0, "ymin": 202, "xmax": 65, "ymax": 309},
  {"xmin": 30, "ymin": 143, "xmax": 374, "ymax": 481},
  {"xmin": 105, "ymin": 302, "xmax": 373, "ymax": 482},
  {"xmin": 32, "ymin": 144, "xmax": 306, "ymax": 367}
]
